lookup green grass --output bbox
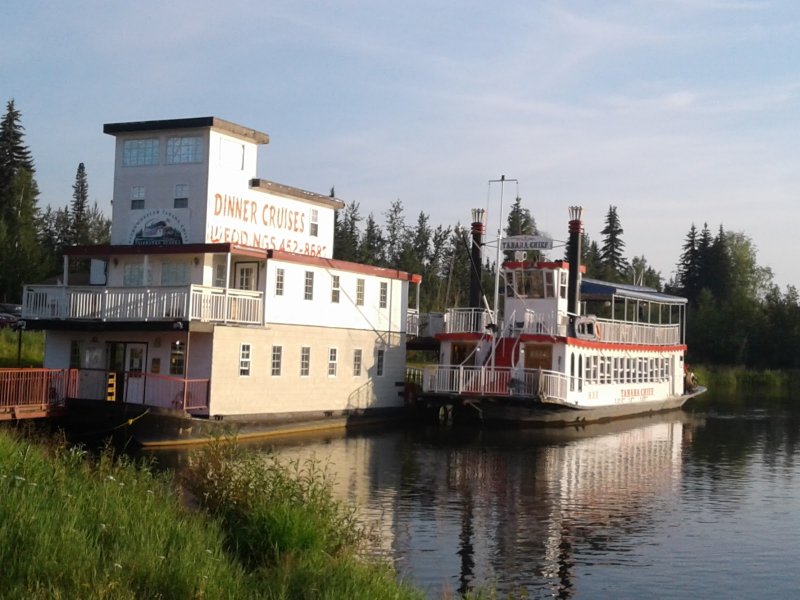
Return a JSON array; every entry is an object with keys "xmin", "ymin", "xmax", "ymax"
[
  {"xmin": 0, "ymin": 328, "xmax": 44, "ymax": 367},
  {"xmin": 0, "ymin": 430, "xmax": 425, "ymax": 599}
]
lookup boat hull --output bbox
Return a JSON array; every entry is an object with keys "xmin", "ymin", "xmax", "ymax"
[{"xmin": 418, "ymin": 387, "xmax": 706, "ymax": 428}]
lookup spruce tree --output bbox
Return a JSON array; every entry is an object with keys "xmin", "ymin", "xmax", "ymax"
[
  {"xmin": 599, "ymin": 205, "xmax": 627, "ymax": 281},
  {"xmin": 504, "ymin": 196, "xmax": 538, "ymax": 262},
  {"xmin": 70, "ymin": 162, "xmax": 90, "ymax": 246}
]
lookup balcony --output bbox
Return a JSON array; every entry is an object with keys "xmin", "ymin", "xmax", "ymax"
[
  {"xmin": 22, "ymin": 284, "xmax": 263, "ymax": 326},
  {"xmin": 443, "ymin": 308, "xmax": 496, "ymax": 335}
]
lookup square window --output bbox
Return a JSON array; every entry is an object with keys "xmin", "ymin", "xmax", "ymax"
[
  {"xmin": 304, "ymin": 271, "xmax": 314, "ymax": 301},
  {"xmin": 353, "ymin": 349, "xmax": 362, "ymax": 377},
  {"xmin": 328, "ymin": 348, "xmax": 337, "ymax": 376},
  {"xmin": 379, "ymin": 281, "xmax": 388, "ymax": 308},
  {"xmin": 271, "ymin": 346, "xmax": 282, "ymax": 376},
  {"xmin": 239, "ymin": 344, "xmax": 251, "ymax": 377},
  {"xmin": 300, "ymin": 346, "xmax": 311, "ymax": 377},
  {"xmin": 356, "ymin": 279, "xmax": 365, "ymax": 306},
  {"xmin": 376, "ymin": 348, "xmax": 385, "ymax": 377},
  {"xmin": 166, "ymin": 136, "xmax": 202, "ymax": 164},
  {"xmin": 331, "ymin": 275, "xmax": 340, "ymax": 303},
  {"xmin": 123, "ymin": 139, "xmax": 159, "ymax": 167},
  {"xmin": 275, "ymin": 268, "xmax": 285, "ymax": 296}
]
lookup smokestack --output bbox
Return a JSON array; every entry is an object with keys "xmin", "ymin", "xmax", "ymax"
[
  {"xmin": 469, "ymin": 208, "xmax": 486, "ymax": 309},
  {"xmin": 567, "ymin": 206, "xmax": 584, "ymax": 319}
]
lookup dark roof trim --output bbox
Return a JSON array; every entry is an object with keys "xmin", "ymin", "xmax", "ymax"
[
  {"xmin": 249, "ymin": 179, "xmax": 345, "ymax": 209},
  {"xmin": 581, "ymin": 278, "xmax": 688, "ymax": 305},
  {"xmin": 103, "ymin": 117, "xmax": 269, "ymax": 144},
  {"xmin": 268, "ymin": 249, "xmax": 421, "ymax": 282},
  {"xmin": 64, "ymin": 243, "xmax": 267, "ymax": 259}
]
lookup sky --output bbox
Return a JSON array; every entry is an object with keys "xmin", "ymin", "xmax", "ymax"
[{"xmin": 3, "ymin": 0, "xmax": 800, "ymax": 289}]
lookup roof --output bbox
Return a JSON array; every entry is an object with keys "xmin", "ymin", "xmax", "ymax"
[
  {"xmin": 580, "ymin": 278, "xmax": 688, "ymax": 305},
  {"xmin": 249, "ymin": 179, "xmax": 345, "ymax": 210},
  {"xmin": 103, "ymin": 117, "xmax": 270, "ymax": 144}
]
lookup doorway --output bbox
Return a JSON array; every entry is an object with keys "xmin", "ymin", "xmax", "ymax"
[{"xmin": 107, "ymin": 342, "xmax": 148, "ymax": 403}]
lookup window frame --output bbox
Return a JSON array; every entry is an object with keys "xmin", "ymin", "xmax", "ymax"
[
  {"xmin": 300, "ymin": 346, "xmax": 311, "ymax": 377},
  {"xmin": 304, "ymin": 271, "xmax": 314, "ymax": 301},
  {"xmin": 356, "ymin": 278, "xmax": 365, "ymax": 306},
  {"xmin": 353, "ymin": 348, "xmax": 363, "ymax": 377},
  {"xmin": 275, "ymin": 268, "xmax": 285, "ymax": 296},
  {"xmin": 379, "ymin": 281, "xmax": 388, "ymax": 308},
  {"xmin": 271, "ymin": 345, "xmax": 283, "ymax": 377},
  {"xmin": 239, "ymin": 344, "xmax": 251, "ymax": 377},
  {"xmin": 327, "ymin": 347, "xmax": 338, "ymax": 377}
]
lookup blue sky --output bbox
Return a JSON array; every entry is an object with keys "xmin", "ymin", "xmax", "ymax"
[{"xmin": 3, "ymin": 0, "xmax": 799, "ymax": 288}]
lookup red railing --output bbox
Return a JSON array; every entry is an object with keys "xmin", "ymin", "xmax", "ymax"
[{"xmin": 0, "ymin": 368, "xmax": 76, "ymax": 420}]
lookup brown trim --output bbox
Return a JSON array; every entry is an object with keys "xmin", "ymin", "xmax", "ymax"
[
  {"xmin": 267, "ymin": 249, "xmax": 421, "ymax": 282},
  {"xmin": 103, "ymin": 117, "xmax": 269, "ymax": 144},
  {"xmin": 249, "ymin": 179, "xmax": 345, "ymax": 209},
  {"xmin": 64, "ymin": 243, "xmax": 268, "ymax": 259}
]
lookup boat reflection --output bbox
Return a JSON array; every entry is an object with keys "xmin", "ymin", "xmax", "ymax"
[
  {"xmin": 148, "ymin": 412, "xmax": 700, "ymax": 597},
  {"xmin": 239, "ymin": 412, "xmax": 700, "ymax": 598}
]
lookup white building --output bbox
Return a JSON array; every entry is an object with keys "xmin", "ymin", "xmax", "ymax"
[{"xmin": 23, "ymin": 117, "xmax": 420, "ymax": 419}]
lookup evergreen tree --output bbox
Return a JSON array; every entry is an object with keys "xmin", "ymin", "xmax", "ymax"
[
  {"xmin": 86, "ymin": 201, "xmax": 111, "ymax": 245},
  {"xmin": 677, "ymin": 223, "xmax": 701, "ymax": 302},
  {"xmin": 626, "ymin": 255, "xmax": 662, "ymax": 290},
  {"xmin": 0, "ymin": 101, "xmax": 42, "ymax": 301},
  {"xmin": 440, "ymin": 225, "xmax": 472, "ymax": 309},
  {"xmin": 360, "ymin": 212, "xmax": 385, "ymax": 267},
  {"xmin": 503, "ymin": 196, "xmax": 538, "ymax": 262},
  {"xmin": 599, "ymin": 205, "xmax": 627, "ymax": 281},
  {"xmin": 384, "ymin": 199, "xmax": 406, "ymax": 269},
  {"xmin": 70, "ymin": 162, "xmax": 90, "ymax": 246},
  {"xmin": 333, "ymin": 201, "xmax": 362, "ymax": 262}
]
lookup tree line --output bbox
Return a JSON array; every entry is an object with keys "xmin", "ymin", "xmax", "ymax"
[
  {"xmin": 3, "ymin": 99, "xmax": 797, "ymax": 369},
  {"xmin": 0, "ymin": 100, "xmax": 110, "ymax": 303}
]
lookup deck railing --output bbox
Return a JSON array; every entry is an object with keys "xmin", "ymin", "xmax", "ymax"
[
  {"xmin": 22, "ymin": 284, "xmax": 263, "ymax": 326},
  {"xmin": 0, "ymin": 368, "xmax": 76, "ymax": 419},
  {"xmin": 594, "ymin": 318, "xmax": 681, "ymax": 346},
  {"xmin": 444, "ymin": 308, "xmax": 496, "ymax": 335},
  {"xmin": 74, "ymin": 368, "xmax": 209, "ymax": 412},
  {"xmin": 422, "ymin": 365, "xmax": 556, "ymax": 398}
]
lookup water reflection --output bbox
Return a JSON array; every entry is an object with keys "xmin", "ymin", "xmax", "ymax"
[{"xmin": 191, "ymin": 413, "xmax": 697, "ymax": 598}]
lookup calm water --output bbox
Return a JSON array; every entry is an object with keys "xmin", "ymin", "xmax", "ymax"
[{"xmin": 152, "ymin": 394, "xmax": 800, "ymax": 599}]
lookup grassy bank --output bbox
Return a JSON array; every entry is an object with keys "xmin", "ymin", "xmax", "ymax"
[
  {"xmin": 0, "ymin": 430, "xmax": 425, "ymax": 599},
  {"xmin": 693, "ymin": 365, "xmax": 800, "ymax": 400},
  {"xmin": 0, "ymin": 328, "xmax": 44, "ymax": 367}
]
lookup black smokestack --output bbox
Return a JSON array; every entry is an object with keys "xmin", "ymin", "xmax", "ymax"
[
  {"xmin": 469, "ymin": 210, "xmax": 486, "ymax": 309},
  {"xmin": 567, "ymin": 206, "xmax": 584, "ymax": 318}
]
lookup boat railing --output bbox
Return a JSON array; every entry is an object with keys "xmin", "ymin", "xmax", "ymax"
[
  {"xmin": 422, "ymin": 365, "xmax": 544, "ymax": 397},
  {"xmin": 74, "ymin": 368, "xmax": 209, "ymax": 412},
  {"xmin": 444, "ymin": 308, "xmax": 496, "ymax": 335},
  {"xmin": 0, "ymin": 368, "xmax": 76, "ymax": 418},
  {"xmin": 594, "ymin": 318, "xmax": 681, "ymax": 346},
  {"xmin": 407, "ymin": 309, "xmax": 419, "ymax": 336},
  {"xmin": 22, "ymin": 284, "xmax": 263, "ymax": 326},
  {"xmin": 516, "ymin": 310, "xmax": 567, "ymax": 336}
]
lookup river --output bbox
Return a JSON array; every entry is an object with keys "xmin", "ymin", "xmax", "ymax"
[{"xmin": 148, "ymin": 393, "xmax": 800, "ymax": 599}]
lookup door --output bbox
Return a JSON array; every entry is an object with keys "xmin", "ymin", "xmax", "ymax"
[
  {"xmin": 124, "ymin": 343, "xmax": 147, "ymax": 404},
  {"xmin": 234, "ymin": 262, "xmax": 258, "ymax": 291},
  {"xmin": 523, "ymin": 343, "xmax": 552, "ymax": 370},
  {"xmin": 107, "ymin": 342, "xmax": 147, "ymax": 404}
]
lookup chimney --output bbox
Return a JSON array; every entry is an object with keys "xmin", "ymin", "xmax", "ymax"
[
  {"xmin": 567, "ymin": 206, "xmax": 583, "ymax": 319},
  {"xmin": 469, "ymin": 208, "xmax": 486, "ymax": 309}
]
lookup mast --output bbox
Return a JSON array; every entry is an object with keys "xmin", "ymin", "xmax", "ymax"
[{"xmin": 567, "ymin": 206, "xmax": 584, "ymax": 333}]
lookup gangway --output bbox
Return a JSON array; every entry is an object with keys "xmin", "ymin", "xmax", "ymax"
[{"xmin": 0, "ymin": 368, "xmax": 74, "ymax": 421}]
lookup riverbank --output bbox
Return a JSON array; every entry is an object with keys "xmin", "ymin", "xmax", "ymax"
[
  {"xmin": 0, "ymin": 428, "xmax": 428, "ymax": 599},
  {"xmin": 694, "ymin": 365, "xmax": 800, "ymax": 400}
]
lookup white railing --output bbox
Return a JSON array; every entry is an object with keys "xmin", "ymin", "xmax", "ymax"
[
  {"xmin": 22, "ymin": 285, "xmax": 263, "ymax": 326},
  {"xmin": 422, "ymin": 365, "xmax": 570, "ymax": 402},
  {"xmin": 516, "ymin": 310, "xmax": 567, "ymax": 336},
  {"xmin": 444, "ymin": 308, "xmax": 496, "ymax": 334},
  {"xmin": 407, "ymin": 309, "xmax": 419, "ymax": 336},
  {"xmin": 594, "ymin": 318, "xmax": 681, "ymax": 346}
]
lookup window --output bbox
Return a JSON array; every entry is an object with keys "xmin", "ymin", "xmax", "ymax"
[
  {"xmin": 376, "ymin": 349, "xmax": 385, "ymax": 376},
  {"xmin": 214, "ymin": 263, "xmax": 227, "ymax": 288},
  {"xmin": 331, "ymin": 275, "xmax": 340, "ymax": 303},
  {"xmin": 123, "ymin": 263, "xmax": 151, "ymax": 286},
  {"xmin": 69, "ymin": 341, "xmax": 81, "ymax": 369},
  {"xmin": 170, "ymin": 341, "xmax": 185, "ymax": 375},
  {"xmin": 379, "ymin": 281, "xmax": 388, "ymax": 308},
  {"xmin": 328, "ymin": 348, "xmax": 337, "ymax": 376},
  {"xmin": 300, "ymin": 346, "xmax": 311, "ymax": 377},
  {"xmin": 160, "ymin": 261, "xmax": 189, "ymax": 286},
  {"xmin": 275, "ymin": 268, "xmax": 285, "ymax": 296},
  {"xmin": 130, "ymin": 186, "xmax": 145, "ymax": 210},
  {"xmin": 304, "ymin": 271, "xmax": 314, "ymax": 300},
  {"xmin": 166, "ymin": 136, "xmax": 202, "ymax": 164},
  {"xmin": 174, "ymin": 183, "xmax": 189, "ymax": 208},
  {"xmin": 123, "ymin": 139, "xmax": 159, "ymax": 167},
  {"xmin": 353, "ymin": 349, "xmax": 362, "ymax": 377},
  {"xmin": 356, "ymin": 279, "xmax": 365, "ymax": 306},
  {"xmin": 239, "ymin": 344, "xmax": 251, "ymax": 376},
  {"xmin": 310, "ymin": 208, "xmax": 319, "ymax": 237},
  {"xmin": 271, "ymin": 346, "xmax": 282, "ymax": 376}
]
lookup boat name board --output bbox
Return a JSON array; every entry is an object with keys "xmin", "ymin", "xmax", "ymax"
[
  {"xmin": 620, "ymin": 387, "xmax": 655, "ymax": 398},
  {"xmin": 501, "ymin": 235, "xmax": 553, "ymax": 251}
]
